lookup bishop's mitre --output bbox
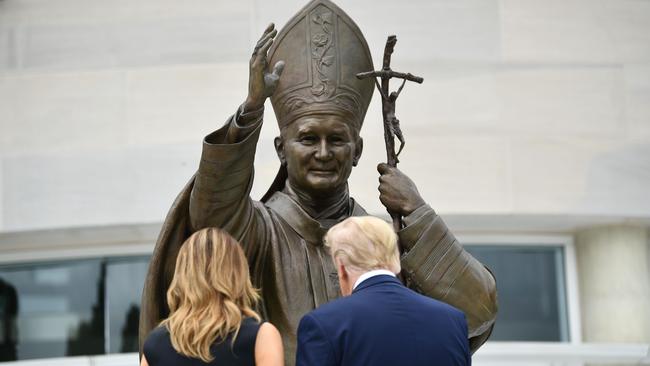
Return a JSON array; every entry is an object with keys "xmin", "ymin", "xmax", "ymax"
[{"xmin": 267, "ymin": 0, "xmax": 375, "ymax": 131}]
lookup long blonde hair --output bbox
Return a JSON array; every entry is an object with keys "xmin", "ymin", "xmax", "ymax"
[{"xmin": 160, "ymin": 227, "xmax": 260, "ymax": 362}]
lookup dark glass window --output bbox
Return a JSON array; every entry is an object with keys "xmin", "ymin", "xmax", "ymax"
[
  {"xmin": 0, "ymin": 256, "xmax": 150, "ymax": 361},
  {"xmin": 465, "ymin": 245, "xmax": 569, "ymax": 342},
  {"xmin": 0, "ymin": 259, "xmax": 105, "ymax": 360},
  {"xmin": 106, "ymin": 257, "xmax": 149, "ymax": 353}
]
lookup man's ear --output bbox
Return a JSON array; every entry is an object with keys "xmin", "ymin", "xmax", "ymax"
[
  {"xmin": 274, "ymin": 136, "xmax": 286, "ymax": 165},
  {"xmin": 352, "ymin": 137, "xmax": 363, "ymax": 167},
  {"xmin": 333, "ymin": 256, "xmax": 345, "ymax": 278},
  {"xmin": 337, "ymin": 261, "xmax": 348, "ymax": 281}
]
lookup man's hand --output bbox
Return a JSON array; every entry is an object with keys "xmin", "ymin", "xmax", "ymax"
[
  {"xmin": 244, "ymin": 23, "xmax": 285, "ymax": 112},
  {"xmin": 377, "ymin": 163, "xmax": 426, "ymax": 217}
]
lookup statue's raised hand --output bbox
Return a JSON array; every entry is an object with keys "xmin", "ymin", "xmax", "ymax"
[{"xmin": 244, "ymin": 23, "xmax": 285, "ymax": 112}]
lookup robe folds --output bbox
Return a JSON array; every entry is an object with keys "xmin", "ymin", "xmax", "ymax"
[{"xmin": 140, "ymin": 109, "xmax": 497, "ymax": 364}]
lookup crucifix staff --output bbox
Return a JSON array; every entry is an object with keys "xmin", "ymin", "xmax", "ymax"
[{"xmin": 357, "ymin": 35, "xmax": 424, "ymax": 238}]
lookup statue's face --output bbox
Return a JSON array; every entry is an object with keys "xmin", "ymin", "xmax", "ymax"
[{"xmin": 275, "ymin": 115, "xmax": 363, "ymax": 196}]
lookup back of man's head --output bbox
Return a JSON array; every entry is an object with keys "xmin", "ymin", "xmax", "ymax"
[{"xmin": 324, "ymin": 216, "xmax": 401, "ymax": 275}]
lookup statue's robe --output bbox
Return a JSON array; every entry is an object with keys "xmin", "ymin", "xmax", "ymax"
[{"xmin": 140, "ymin": 108, "xmax": 497, "ymax": 364}]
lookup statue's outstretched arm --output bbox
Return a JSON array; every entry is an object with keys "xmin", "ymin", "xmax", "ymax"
[
  {"xmin": 139, "ymin": 28, "xmax": 285, "ymax": 353},
  {"xmin": 189, "ymin": 24, "xmax": 284, "ymax": 236}
]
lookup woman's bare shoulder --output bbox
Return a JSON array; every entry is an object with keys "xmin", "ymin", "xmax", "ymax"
[{"xmin": 255, "ymin": 322, "xmax": 284, "ymax": 366}]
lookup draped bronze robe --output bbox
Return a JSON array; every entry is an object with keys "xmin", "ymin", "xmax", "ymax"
[{"xmin": 140, "ymin": 109, "xmax": 497, "ymax": 365}]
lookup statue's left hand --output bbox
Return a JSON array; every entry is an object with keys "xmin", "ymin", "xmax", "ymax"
[{"xmin": 377, "ymin": 163, "xmax": 426, "ymax": 217}]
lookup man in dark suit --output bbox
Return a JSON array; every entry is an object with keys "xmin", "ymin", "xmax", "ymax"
[{"xmin": 295, "ymin": 216, "xmax": 471, "ymax": 366}]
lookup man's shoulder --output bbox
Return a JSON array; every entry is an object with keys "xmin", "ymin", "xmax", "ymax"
[
  {"xmin": 305, "ymin": 278, "xmax": 400, "ymax": 323},
  {"xmin": 358, "ymin": 278, "xmax": 467, "ymax": 327},
  {"xmin": 405, "ymin": 286, "xmax": 467, "ymax": 318},
  {"xmin": 307, "ymin": 280, "xmax": 465, "ymax": 322},
  {"xmin": 308, "ymin": 292, "xmax": 362, "ymax": 319},
  {"xmin": 300, "ymin": 289, "xmax": 371, "ymax": 334}
]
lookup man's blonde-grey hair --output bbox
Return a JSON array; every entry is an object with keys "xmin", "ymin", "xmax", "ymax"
[{"xmin": 324, "ymin": 216, "xmax": 401, "ymax": 274}]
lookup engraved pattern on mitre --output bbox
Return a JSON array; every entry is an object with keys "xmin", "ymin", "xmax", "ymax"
[{"xmin": 268, "ymin": 0, "xmax": 374, "ymax": 129}]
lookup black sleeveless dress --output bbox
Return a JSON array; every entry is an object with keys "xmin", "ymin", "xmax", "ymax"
[{"xmin": 143, "ymin": 318, "xmax": 261, "ymax": 366}]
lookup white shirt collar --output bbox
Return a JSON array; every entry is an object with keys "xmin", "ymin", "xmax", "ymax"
[{"xmin": 352, "ymin": 269, "xmax": 396, "ymax": 290}]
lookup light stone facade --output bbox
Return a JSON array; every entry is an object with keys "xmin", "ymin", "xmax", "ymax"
[
  {"xmin": 576, "ymin": 226, "xmax": 650, "ymax": 343},
  {"xmin": 0, "ymin": 0, "xmax": 649, "ymax": 364}
]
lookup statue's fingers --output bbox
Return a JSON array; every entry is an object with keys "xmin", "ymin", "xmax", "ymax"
[
  {"xmin": 377, "ymin": 163, "xmax": 391, "ymax": 174},
  {"xmin": 272, "ymin": 61, "xmax": 285, "ymax": 77},
  {"xmin": 257, "ymin": 37, "xmax": 274, "ymax": 57},
  {"xmin": 255, "ymin": 29, "xmax": 277, "ymax": 50},
  {"xmin": 377, "ymin": 186, "xmax": 385, "ymax": 198},
  {"xmin": 378, "ymin": 186, "xmax": 388, "ymax": 196},
  {"xmin": 257, "ymin": 23, "xmax": 275, "ymax": 42},
  {"xmin": 378, "ymin": 174, "xmax": 388, "ymax": 184},
  {"xmin": 265, "ymin": 73, "xmax": 277, "ymax": 83},
  {"xmin": 378, "ymin": 194, "xmax": 392, "ymax": 209},
  {"xmin": 264, "ymin": 73, "xmax": 280, "ymax": 93}
]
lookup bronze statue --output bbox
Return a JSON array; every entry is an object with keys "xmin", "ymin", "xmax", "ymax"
[{"xmin": 140, "ymin": 1, "xmax": 497, "ymax": 364}]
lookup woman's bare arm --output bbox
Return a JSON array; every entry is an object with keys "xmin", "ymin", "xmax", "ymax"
[
  {"xmin": 255, "ymin": 322, "xmax": 284, "ymax": 366},
  {"xmin": 140, "ymin": 355, "xmax": 150, "ymax": 366}
]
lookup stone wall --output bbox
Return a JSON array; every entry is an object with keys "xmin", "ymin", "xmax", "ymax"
[{"xmin": 1, "ymin": 0, "xmax": 649, "ymax": 232}]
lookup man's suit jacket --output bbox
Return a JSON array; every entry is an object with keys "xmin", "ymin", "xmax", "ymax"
[{"xmin": 296, "ymin": 275, "xmax": 471, "ymax": 366}]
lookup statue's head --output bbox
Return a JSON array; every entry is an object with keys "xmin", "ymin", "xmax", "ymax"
[{"xmin": 266, "ymin": 0, "xmax": 374, "ymax": 198}]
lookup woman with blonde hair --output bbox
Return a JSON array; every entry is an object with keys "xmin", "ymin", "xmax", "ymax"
[{"xmin": 141, "ymin": 227, "xmax": 283, "ymax": 366}]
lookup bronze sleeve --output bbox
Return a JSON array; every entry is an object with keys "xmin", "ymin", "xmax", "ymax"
[
  {"xmin": 399, "ymin": 204, "xmax": 498, "ymax": 352},
  {"xmin": 189, "ymin": 109, "xmax": 263, "ymax": 240}
]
